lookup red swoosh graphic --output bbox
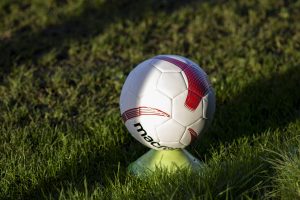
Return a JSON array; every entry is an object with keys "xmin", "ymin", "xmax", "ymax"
[
  {"xmin": 122, "ymin": 107, "xmax": 170, "ymax": 122},
  {"xmin": 154, "ymin": 56, "xmax": 210, "ymax": 111}
]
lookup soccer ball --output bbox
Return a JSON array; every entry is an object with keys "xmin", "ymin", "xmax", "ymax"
[{"xmin": 120, "ymin": 55, "xmax": 215, "ymax": 150}]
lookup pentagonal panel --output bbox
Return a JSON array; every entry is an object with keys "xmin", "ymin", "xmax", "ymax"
[
  {"xmin": 180, "ymin": 118, "xmax": 207, "ymax": 146},
  {"xmin": 172, "ymin": 90, "xmax": 203, "ymax": 126},
  {"xmin": 157, "ymin": 72, "xmax": 187, "ymax": 99},
  {"xmin": 202, "ymin": 89, "xmax": 216, "ymax": 120},
  {"xmin": 126, "ymin": 59, "xmax": 161, "ymax": 97},
  {"xmin": 156, "ymin": 119, "xmax": 185, "ymax": 142}
]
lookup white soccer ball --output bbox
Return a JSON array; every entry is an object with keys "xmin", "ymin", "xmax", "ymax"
[{"xmin": 120, "ymin": 55, "xmax": 215, "ymax": 150}]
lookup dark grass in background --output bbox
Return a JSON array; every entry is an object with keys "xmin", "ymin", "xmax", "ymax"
[{"xmin": 0, "ymin": 0, "xmax": 197, "ymax": 76}]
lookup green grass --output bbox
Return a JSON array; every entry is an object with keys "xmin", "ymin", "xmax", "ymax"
[{"xmin": 1, "ymin": 0, "xmax": 300, "ymax": 199}]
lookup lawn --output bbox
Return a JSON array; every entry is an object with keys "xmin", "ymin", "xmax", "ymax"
[{"xmin": 0, "ymin": 0, "xmax": 300, "ymax": 199}]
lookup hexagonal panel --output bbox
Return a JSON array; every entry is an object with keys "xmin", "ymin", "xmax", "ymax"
[
  {"xmin": 156, "ymin": 119, "xmax": 185, "ymax": 142},
  {"xmin": 157, "ymin": 72, "xmax": 187, "ymax": 99},
  {"xmin": 127, "ymin": 60, "xmax": 162, "ymax": 97},
  {"xmin": 172, "ymin": 90, "xmax": 203, "ymax": 126}
]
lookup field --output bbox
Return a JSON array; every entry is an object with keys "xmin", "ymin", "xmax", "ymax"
[{"xmin": 1, "ymin": 0, "xmax": 300, "ymax": 199}]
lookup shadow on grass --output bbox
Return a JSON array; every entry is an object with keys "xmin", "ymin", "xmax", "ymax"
[
  {"xmin": 0, "ymin": 0, "xmax": 197, "ymax": 80},
  {"xmin": 20, "ymin": 65, "xmax": 300, "ymax": 200},
  {"xmin": 195, "ymin": 65, "xmax": 300, "ymax": 156}
]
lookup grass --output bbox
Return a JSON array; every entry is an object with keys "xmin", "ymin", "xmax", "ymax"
[{"xmin": 0, "ymin": 0, "xmax": 300, "ymax": 199}]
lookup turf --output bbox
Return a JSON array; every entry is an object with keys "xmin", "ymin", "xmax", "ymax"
[{"xmin": 0, "ymin": 0, "xmax": 300, "ymax": 199}]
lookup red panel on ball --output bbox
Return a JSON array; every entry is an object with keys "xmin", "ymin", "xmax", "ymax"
[{"xmin": 154, "ymin": 56, "xmax": 210, "ymax": 111}]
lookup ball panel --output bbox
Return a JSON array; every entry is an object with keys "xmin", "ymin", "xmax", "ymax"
[
  {"xmin": 190, "ymin": 118, "xmax": 207, "ymax": 136},
  {"xmin": 156, "ymin": 119, "xmax": 185, "ymax": 142},
  {"xmin": 125, "ymin": 118, "xmax": 166, "ymax": 150},
  {"xmin": 157, "ymin": 72, "xmax": 187, "ymax": 99},
  {"xmin": 180, "ymin": 118, "xmax": 206, "ymax": 146},
  {"xmin": 119, "ymin": 89, "xmax": 138, "ymax": 114},
  {"xmin": 127, "ymin": 60, "xmax": 161, "ymax": 97},
  {"xmin": 122, "ymin": 59, "xmax": 150, "ymax": 93},
  {"xmin": 121, "ymin": 91, "xmax": 172, "ymax": 149},
  {"xmin": 180, "ymin": 128, "xmax": 191, "ymax": 146},
  {"xmin": 151, "ymin": 58, "xmax": 182, "ymax": 72},
  {"xmin": 172, "ymin": 90, "xmax": 203, "ymax": 126},
  {"xmin": 125, "ymin": 119, "xmax": 156, "ymax": 149},
  {"xmin": 138, "ymin": 91, "xmax": 172, "ymax": 115}
]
